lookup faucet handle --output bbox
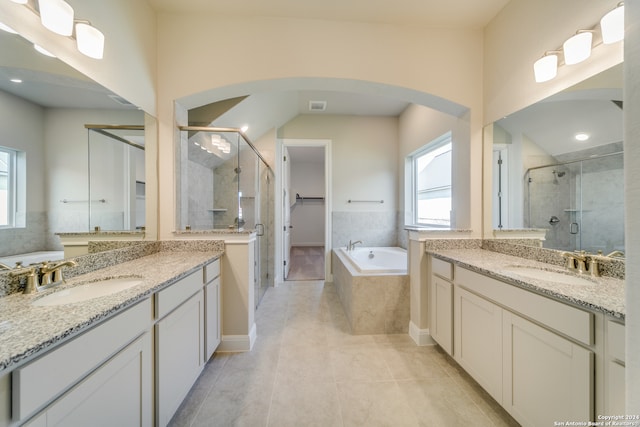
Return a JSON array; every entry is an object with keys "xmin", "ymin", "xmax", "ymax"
[{"xmin": 10, "ymin": 266, "xmax": 38, "ymax": 294}]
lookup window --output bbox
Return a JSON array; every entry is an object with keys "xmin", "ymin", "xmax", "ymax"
[
  {"xmin": 411, "ymin": 134, "xmax": 452, "ymax": 227},
  {"xmin": 0, "ymin": 146, "xmax": 17, "ymax": 228}
]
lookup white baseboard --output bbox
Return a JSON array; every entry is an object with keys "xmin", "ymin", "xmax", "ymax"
[
  {"xmin": 409, "ymin": 321, "xmax": 436, "ymax": 346},
  {"xmin": 217, "ymin": 323, "xmax": 257, "ymax": 352}
]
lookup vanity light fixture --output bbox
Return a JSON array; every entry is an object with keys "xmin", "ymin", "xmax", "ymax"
[
  {"xmin": 601, "ymin": 2, "xmax": 624, "ymax": 44},
  {"xmin": 38, "ymin": 0, "xmax": 74, "ymax": 36},
  {"xmin": 533, "ymin": 4, "xmax": 624, "ymax": 82},
  {"xmin": 7, "ymin": 0, "xmax": 105, "ymax": 59},
  {"xmin": 563, "ymin": 31, "xmax": 593, "ymax": 65},
  {"xmin": 534, "ymin": 52, "xmax": 559, "ymax": 83}
]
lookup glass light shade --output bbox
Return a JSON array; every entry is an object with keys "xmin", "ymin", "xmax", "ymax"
[
  {"xmin": 38, "ymin": 0, "xmax": 74, "ymax": 36},
  {"xmin": 534, "ymin": 54, "xmax": 558, "ymax": 83},
  {"xmin": 563, "ymin": 32, "xmax": 593, "ymax": 65},
  {"xmin": 75, "ymin": 23, "xmax": 104, "ymax": 59},
  {"xmin": 601, "ymin": 5, "xmax": 624, "ymax": 44}
]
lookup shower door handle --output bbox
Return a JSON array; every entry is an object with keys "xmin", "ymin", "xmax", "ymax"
[{"xmin": 570, "ymin": 222, "xmax": 579, "ymax": 234}]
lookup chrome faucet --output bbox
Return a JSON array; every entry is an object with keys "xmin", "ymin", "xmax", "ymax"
[{"xmin": 347, "ymin": 240, "xmax": 363, "ymax": 251}]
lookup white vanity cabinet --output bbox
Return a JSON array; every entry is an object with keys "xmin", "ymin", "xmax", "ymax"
[
  {"xmin": 429, "ymin": 258, "xmax": 454, "ymax": 355},
  {"xmin": 204, "ymin": 259, "xmax": 221, "ymax": 360},
  {"xmin": 451, "ymin": 265, "xmax": 594, "ymax": 427},
  {"xmin": 605, "ymin": 319, "xmax": 625, "ymax": 415},
  {"xmin": 155, "ymin": 270, "xmax": 205, "ymax": 427},
  {"xmin": 14, "ymin": 299, "xmax": 153, "ymax": 426}
]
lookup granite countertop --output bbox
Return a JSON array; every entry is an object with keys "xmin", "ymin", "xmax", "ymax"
[
  {"xmin": 0, "ymin": 249, "xmax": 222, "ymax": 374},
  {"xmin": 428, "ymin": 249, "xmax": 625, "ymax": 320}
]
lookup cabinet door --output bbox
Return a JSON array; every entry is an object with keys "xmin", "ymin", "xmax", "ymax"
[
  {"xmin": 205, "ymin": 276, "xmax": 221, "ymax": 360},
  {"xmin": 502, "ymin": 311, "xmax": 593, "ymax": 427},
  {"xmin": 430, "ymin": 276, "xmax": 453, "ymax": 355},
  {"xmin": 607, "ymin": 361, "xmax": 625, "ymax": 415},
  {"xmin": 25, "ymin": 333, "xmax": 152, "ymax": 427},
  {"xmin": 156, "ymin": 290, "xmax": 205, "ymax": 427},
  {"xmin": 454, "ymin": 286, "xmax": 503, "ymax": 403}
]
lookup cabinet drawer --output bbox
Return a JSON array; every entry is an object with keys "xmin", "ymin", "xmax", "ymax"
[
  {"xmin": 456, "ymin": 267, "xmax": 593, "ymax": 346},
  {"xmin": 607, "ymin": 320, "xmax": 625, "ymax": 363},
  {"xmin": 204, "ymin": 258, "xmax": 221, "ymax": 284},
  {"xmin": 13, "ymin": 299, "xmax": 152, "ymax": 420},
  {"xmin": 156, "ymin": 270, "xmax": 203, "ymax": 319},
  {"xmin": 432, "ymin": 257, "xmax": 453, "ymax": 280}
]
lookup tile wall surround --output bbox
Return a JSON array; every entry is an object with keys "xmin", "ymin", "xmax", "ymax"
[
  {"xmin": 332, "ymin": 250, "xmax": 409, "ymax": 335},
  {"xmin": 333, "ymin": 211, "xmax": 398, "ymax": 250},
  {"xmin": 0, "ymin": 240, "xmax": 225, "ymax": 298},
  {"xmin": 0, "ymin": 212, "xmax": 49, "ymax": 257}
]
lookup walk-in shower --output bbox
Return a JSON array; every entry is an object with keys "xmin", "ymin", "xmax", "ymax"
[{"xmin": 525, "ymin": 151, "xmax": 624, "ymax": 254}]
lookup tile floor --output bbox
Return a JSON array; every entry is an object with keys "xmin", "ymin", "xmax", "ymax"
[{"xmin": 169, "ymin": 280, "xmax": 519, "ymax": 427}]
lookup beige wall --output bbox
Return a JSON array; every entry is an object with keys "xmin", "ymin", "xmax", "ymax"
[
  {"xmin": 279, "ymin": 115, "xmax": 398, "ymax": 213},
  {"xmin": 156, "ymin": 14, "xmax": 484, "ymax": 239}
]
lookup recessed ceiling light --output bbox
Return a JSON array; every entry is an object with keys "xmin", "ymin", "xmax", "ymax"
[
  {"xmin": 575, "ymin": 132, "xmax": 590, "ymax": 142},
  {"xmin": 10, "ymin": 78, "xmax": 22, "ymax": 83},
  {"xmin": 240, "ymin": 125, "xmax": 249, "ymax": 133}
]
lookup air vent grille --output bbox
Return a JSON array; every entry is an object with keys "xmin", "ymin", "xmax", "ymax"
[
  {"xmin": 309, "ymin": 100, "xmax": 327, "ymax": 112},
  {"xmin": 108, "ymin": 94, "xmax": 135, "ymax": 107}
]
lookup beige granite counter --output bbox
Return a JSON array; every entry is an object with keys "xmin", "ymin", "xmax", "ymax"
[
  {"xmin": 0, "ymin": 248, "xmax": 222, "ymax": 374},
  {"xmin": 428, "ymin": 249, "xmax": 625, "ymax": 320}
]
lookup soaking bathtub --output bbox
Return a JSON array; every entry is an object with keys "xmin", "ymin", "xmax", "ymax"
[{"xmin": 332, "ymin": 247, "xmax": 409, "ymax": 334}]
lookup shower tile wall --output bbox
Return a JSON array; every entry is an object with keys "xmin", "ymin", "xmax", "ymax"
[
  {"xmin": 332, "ymin": 211, "xmax": 398, "ymax": 249},
  {"xmin": 0, "ymin": 211, "xmax": 50, "ymax": 256},
  {"xmin": 525, "ymin": 151, "xmax": 624, "ymax": 254},
  {"xmin": 188, "ymin": 160, "xmax": 214, "ymax": 229}
]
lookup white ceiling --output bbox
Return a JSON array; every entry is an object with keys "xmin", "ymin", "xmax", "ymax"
[{"xmin": 146, "ymin": 0, "xmax": 510, "ymax": 29}]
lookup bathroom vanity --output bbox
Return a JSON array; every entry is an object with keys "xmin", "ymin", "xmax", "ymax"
[
  {"xmin": 0, "ymin": 247, "xmax": 222, "ymax": 427},
  {"xmin": 427, "ymin": 249, "xmax": 625, "ymax": 427}
]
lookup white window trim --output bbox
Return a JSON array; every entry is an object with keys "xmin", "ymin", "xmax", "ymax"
[{"xmin": 408, "ymin": 132, "xmax": 452, "ymax": 228}]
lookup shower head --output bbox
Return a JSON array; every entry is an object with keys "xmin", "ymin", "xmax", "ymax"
[{"xmin": 553, "ymin": 170, "xmax": 566, "ymax": 178}]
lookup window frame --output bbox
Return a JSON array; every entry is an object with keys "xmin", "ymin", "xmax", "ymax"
[
  {"xmin": 409, "ymin": 132, "xmax": 453, "ymax": 228},
  {"xmin": 0, "ymin": 146, "xmax": 17, "ymax": 228}
]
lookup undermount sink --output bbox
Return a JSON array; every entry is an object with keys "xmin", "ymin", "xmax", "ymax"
[
  {"xmin": 503, "ymin": 266, "xmax": 594, "ymax": 286},
  {"xmin": 33, "ymin": 277, "xmax": 144, "ymax": 307}
]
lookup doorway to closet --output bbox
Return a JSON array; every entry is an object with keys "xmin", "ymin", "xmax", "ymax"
[{"xmin": 283, "ymin": 145, "xmax": 326, "ymax": 281}]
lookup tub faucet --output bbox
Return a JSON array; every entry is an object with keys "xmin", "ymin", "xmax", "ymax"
[{"xmin": 347, "ymin": 240, "xmax": 362, "ymax": 251}]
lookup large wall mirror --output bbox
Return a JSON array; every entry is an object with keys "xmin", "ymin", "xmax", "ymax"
[
  {"xmin": 490, "ymin": 63, "xmax": 624, "ymax": 256},
  {"xmin": 0, "ymin": 26, "xmax": 146, "ymax": 264}
]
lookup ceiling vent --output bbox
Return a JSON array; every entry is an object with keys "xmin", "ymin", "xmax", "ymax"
[
  {"xmin": 309, "ymin": 100, "xmax": 327, "ymax": 112},
  {"xmin": 108, "ymin": 94, "xmax": 136, "ymax": 107}
]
